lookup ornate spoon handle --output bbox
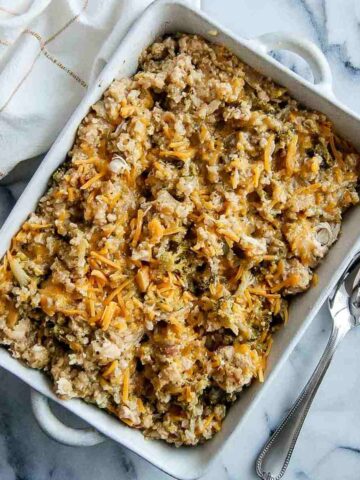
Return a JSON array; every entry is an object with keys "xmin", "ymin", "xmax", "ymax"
[{"xmin": 256, "ymin": 314, "xmax": 350, "ymax": 480}]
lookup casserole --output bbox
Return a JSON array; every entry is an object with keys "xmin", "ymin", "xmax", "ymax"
[{"xmin": 1, "ymin": 0, "xmax": 360, "ymax": 478}]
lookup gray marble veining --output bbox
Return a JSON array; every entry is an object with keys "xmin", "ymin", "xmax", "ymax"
[{"xmin": 1, "ymin": 1, "xmax": 360, "ymax": 479}]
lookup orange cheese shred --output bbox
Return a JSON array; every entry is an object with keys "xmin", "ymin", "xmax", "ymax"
[
  {"xmin": 285, "ymin": 134, "xmax": 298, "ymax": 175},
  {"xmin": 105, "ymin": 279, "xmax": 132, "ymax": 305},
  {"xmin": 100, "ymin": 301, "xmax": 117, "ymax": 331},
  {"xmin": 122, "ymin": 367, "xmax": 130, "ymax": 403},
  {"xmin": 263, "ymin": 133, "xmax": 275, "ymax": 173},
  {"xmin": 89, "ymin": 251, "xmax": 122, "ymax": 270},
  {"xmin": 80, "ymin": 172, "xmax": 105, "ymax": 190},
  {"xmin": 102, "ymin": 360, "xmax": 118, "ymax": 378},
  {"xmin": 131, "ymin": 210, "xmax": 144, "ymax": 247}
]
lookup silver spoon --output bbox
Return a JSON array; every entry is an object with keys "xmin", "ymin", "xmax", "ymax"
[{"xmin": 256, "ymin": 252, "xmax": 360, "ymax": 480}]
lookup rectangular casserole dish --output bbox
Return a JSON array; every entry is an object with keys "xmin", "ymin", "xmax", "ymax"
[{"xmin": 1, "ymin": 1, "xmax": 360, "ymax": 478}]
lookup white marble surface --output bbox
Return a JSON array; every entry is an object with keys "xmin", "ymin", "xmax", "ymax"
[{"xmin": 1, "ymin": 0, "xmax": 360, "ymax": 479}]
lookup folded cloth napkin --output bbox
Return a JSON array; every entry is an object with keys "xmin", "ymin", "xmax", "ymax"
[{"xmin": 0, "ymin": 0, "xmax": 200, "ymax": 179}]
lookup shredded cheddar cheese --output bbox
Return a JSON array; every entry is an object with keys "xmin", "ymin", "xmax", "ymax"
[
  {"xmin": 122, "ymin": 367, "xmax": 130, "ymax": 403},
  {"xmin": 131, "ymin": 209, "xmax": 144, "ymax": 247},
  {"xmin": 102, "ymin": 360, "xmax": 118, "ymax": 378},
  {"xmin": 285, "ymin": 134, "xmax": 298, "ymax": 175},
  {"xmin": 89, "ymin": 251, "xmax": 122, "ymax": 270},
  {"xmin": 263, "ymin": 134, "xmax": 274, "ymax": 173},
  {"xmin": 80, "ymin": 171, "xmax": 106, "ymax": 190},
  {"xmin": 0, "ymin": 34, "xmax": 359, "ymax": 449},
  {"xmin": 100, "ymin": 301, "xmax": 117, "ymax": 331}
]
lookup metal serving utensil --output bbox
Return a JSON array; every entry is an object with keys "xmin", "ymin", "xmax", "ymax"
[{"xmin": 256, "ymin": 252, "xmax": 360, "ymax": 480}]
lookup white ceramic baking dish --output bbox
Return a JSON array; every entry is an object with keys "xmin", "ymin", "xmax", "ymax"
[{"xmin": 1, "ymin": 1, "xmax": 360, "ymax": 479}]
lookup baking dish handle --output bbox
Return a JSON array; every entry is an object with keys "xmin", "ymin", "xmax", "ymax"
[
  {"xmin": 31, "ymin": 389, "xmax": 105, "ymax": 447},
  {"xmin": 250, "ymin": 32, "xmax": 333, "ymax": 96}
]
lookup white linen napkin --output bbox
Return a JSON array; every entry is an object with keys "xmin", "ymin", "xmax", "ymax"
[{"xmin": 0, "ymin": 0, "xmax": 200, "ymax": 179}]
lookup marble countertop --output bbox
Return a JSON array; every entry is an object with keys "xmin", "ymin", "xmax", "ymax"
[{"xmin": 1, "ymin": 0, "xmax": 360, "ymax": 479}]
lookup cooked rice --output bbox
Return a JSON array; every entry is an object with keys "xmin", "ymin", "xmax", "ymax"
[{"xmin": 0, "ymin": 34, "xmax": 359, "ymax": 446}]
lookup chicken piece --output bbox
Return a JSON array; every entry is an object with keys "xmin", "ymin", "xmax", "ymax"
[{"xmin": 211, "ymin": 346, "xmax": 258, "ymax": 394}]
